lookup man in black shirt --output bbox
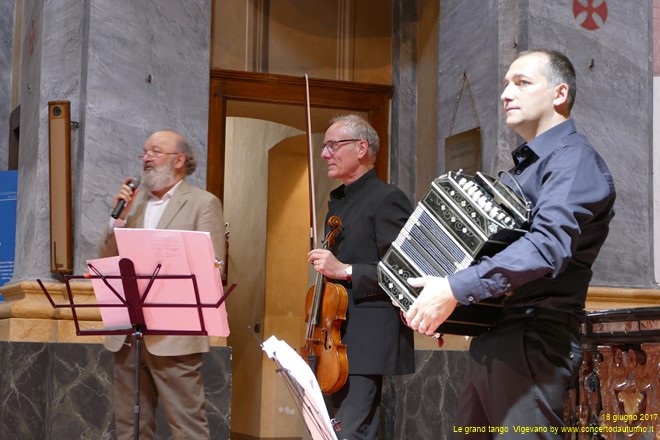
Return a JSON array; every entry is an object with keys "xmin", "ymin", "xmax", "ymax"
[{"xmin": 308, "ymin": 114, "xmax": 414, "ymax": 439}]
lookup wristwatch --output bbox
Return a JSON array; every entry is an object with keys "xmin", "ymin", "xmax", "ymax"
[{"xmin": 344, "ymin": 265, "xmax": 352, "ymax": 282}]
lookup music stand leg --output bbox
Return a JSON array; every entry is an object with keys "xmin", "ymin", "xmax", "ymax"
[{"xmin": 132, "ymin": 327, "xmax": 144, "ymax": 440}]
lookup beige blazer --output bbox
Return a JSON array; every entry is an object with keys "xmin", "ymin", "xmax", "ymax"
[{"xmin": 98, "ymin": 180, "xmax": 226, "ymax": 356}]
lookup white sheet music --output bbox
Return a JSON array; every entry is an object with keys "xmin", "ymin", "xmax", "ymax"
[{"xmin": 262, "ymin": 336, "xmax": 338, "ymax": 440}]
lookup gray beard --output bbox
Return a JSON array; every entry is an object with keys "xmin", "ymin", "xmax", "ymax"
[{"xmin": 142, "ymin": 165, "xmax": 177, "ymax": 193}]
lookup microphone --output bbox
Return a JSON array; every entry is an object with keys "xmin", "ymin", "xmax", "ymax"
[{"xmin": 111, "ymin": 176, "xmax": 141, "ymax": 219}]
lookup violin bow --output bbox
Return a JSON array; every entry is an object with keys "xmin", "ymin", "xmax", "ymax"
[{"xmin": 304, "ymin": 74, "xmax": 319, "ymax": 251}]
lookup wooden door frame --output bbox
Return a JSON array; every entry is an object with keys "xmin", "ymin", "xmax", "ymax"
[{"xmin": 207, "ymin": 68, "xmax": 393, "ymax": 199}]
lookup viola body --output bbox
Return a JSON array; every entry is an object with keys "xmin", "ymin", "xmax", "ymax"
[{"xmin": 301, "ymin": 280, "xmax": 349, "ymax": 394}]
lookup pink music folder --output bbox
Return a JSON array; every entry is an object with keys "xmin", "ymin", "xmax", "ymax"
[
  {"xmin": 89, "ymin": 228, "xmax": 229, "ymax": 337},
  {"xmin": 87, "ymin": 255, "xmax": 131, "ymax": 330}
]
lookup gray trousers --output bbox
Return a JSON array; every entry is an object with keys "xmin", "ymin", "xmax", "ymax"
[{"xmin": 112, "ymin": 339, "xmax": 209, "ymax": 440}]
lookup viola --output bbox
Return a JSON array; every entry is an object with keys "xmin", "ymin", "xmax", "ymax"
[{"xmin": 301, "ymin": 215, "xmax": 349, "ymax": 394}]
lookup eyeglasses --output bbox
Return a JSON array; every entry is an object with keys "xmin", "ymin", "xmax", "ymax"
[
  {"xmin": 137, "ymin": 151, "xmax": 180, "ymax": 160},
  {"xmin": 319, "ymin": 139, "xmax": 361, "ymax": 152}
]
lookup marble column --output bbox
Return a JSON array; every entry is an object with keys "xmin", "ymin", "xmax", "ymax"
[
  {"xmin": 0, "ymin": 2, "xmax": 231, "ymax": 437},
  {"xmin": 0, "ymin": 0, "xmax": 15, "ymax": 171},
  {"xmin": 653, "ymin": 0, "xmax": 660, "ymax": 284},
  {"xmin": 391, "ymin": 0, "xmax": 418, "ymax": 201},
  {"xmin": 2, "ymin": 0, "xmax": 217, "ymax": 335},
  {"xmin": 435, "ymin": 0, "xmax": 653, "ymax": 288},
  {"xmin": 11, "ymin": 0, "xmax": 212, "ymax": 285}
]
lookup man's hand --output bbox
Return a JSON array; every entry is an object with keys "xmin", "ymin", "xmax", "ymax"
[
  {"xmin": 308, "ymin": 249, "xmax": 346, "ymax": 280},
  {"xmin": 405, "ymin": 276, "xmax": 458, "ymax": 336},
  {"xmin": 112, "ymin": 178, "xmax": 141, "ymax": 220}
]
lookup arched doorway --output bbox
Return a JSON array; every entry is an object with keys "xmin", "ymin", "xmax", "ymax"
[{"xmin": 207, "ymin": 69, "xmax": 392, "ymax": 438}]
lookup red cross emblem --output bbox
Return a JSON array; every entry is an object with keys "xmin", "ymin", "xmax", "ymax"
[{"xmin": 573, "ymin": 0, "xmax": 608, "ymax": 30}]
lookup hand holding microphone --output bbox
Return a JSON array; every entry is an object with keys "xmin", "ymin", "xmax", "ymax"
[{"xmin": 111, "ymin": 176, "xmax": 141, "ymax": 219}]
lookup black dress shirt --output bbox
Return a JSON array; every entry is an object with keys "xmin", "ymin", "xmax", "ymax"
[{"xmin": 448, "ymin": 119, "xmax": 616, "ymax": 319}]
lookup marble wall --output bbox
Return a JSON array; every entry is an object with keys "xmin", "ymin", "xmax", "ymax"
[
  {"xmin": 391, "ymin": 0, "xmax": 418, "ymax": 199},
  {"xmin": 656, "ymin": 2, "xmax": 660, "ymax": 285},
  {"xmin": 76, "ymin": 0, "xmax": 212, "ymax": 276},
  {"xmin": 0, "ymin": 0, "xmax": 14, "ymax": 171},
  {"xmin": 0, "ymin": 342, "xmax": 231, "ymax": 439},
  {"xmin": 12, "ymin": 0, "xmax": 49, "ymax": 283},
  {"xmin": 433, "ymin": 0, "xmax": 654, "ymax": 288},
  {"xmin": 12, "ymin": 0, "xmax": 212, "ymax": 283},
  {"xmin": 382, "ymin": 350, "xmax": 468, "ymax": 440}
]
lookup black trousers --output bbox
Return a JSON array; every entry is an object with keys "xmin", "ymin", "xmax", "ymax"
[
  {"xmin": 453, "ymin": 317, "xmax": 582, "ymax": 439},
  {"xmin": 329, "ymin": 374, "xmax": 383, "ymax": 440}
]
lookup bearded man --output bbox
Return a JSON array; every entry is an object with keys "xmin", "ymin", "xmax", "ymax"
[{"xmin": 98, "ymin": 130, "xmax": 225, "ymax": 440}]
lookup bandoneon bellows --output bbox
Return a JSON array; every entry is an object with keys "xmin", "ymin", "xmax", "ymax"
[{"xmin": 377, "ymin": 171, "xmax": 530, "ymax": 336}]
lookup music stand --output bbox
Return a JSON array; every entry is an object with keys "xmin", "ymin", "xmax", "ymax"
[
  {"xmin": 38, "ymin": 256, "xmax": 236, "ymax": 440},
  {"xmin": 262, "ymin": 336, "xmax": 338, "ymax": 440}
]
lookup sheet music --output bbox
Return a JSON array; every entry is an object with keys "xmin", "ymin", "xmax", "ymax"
[
  {"xmin": 262, "ymin": 335, "xmax": 337, "ymax": 440},
  {"xmin": 87, "ymin": 228, "xmax": 230, "ymax": 336}
]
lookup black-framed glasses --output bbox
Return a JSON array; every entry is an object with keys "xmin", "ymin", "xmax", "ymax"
[
  {"xmin": 137, "ymin": 151, "xmax": 180, "ymax": 160},
  {"xmin": 319, "ymin": 139, "xmax": 361, "ymax": 152}
]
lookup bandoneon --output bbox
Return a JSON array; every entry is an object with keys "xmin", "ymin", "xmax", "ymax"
[{"xmin": 377, "ymin": 171, "xmax": 530, "ymax": 336}]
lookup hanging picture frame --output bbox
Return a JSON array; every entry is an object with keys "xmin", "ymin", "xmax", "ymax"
[{"xmin": 444, "ymin": 127, "xmax": 481, "ymax": 176}]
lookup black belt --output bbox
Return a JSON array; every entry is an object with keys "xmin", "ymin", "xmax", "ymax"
[{"xmin": 499, "ymin": 307, "xmax": 581, "ymax": 336}]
